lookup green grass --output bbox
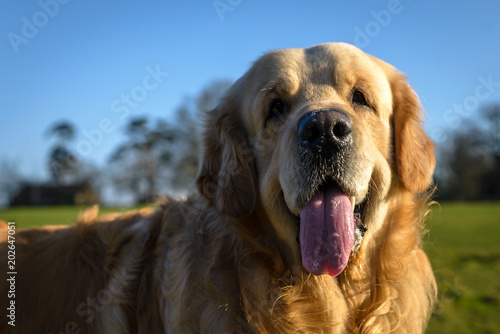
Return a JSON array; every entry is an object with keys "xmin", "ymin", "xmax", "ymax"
[
  {"xmin": 0, "ymin": 205, "xmax": 150, "ymax": 228},
  {"xmin": 424, "ymin": 202, "xmax": 500, "ymax": 334},
  {"xmin": 1, "ymin": 202, "xmax": 499, "ymax": 333}
]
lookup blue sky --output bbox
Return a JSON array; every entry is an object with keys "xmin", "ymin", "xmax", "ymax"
[{"xmin": 1, "ymin": 0, "xmax": 500, "ymax": 181}]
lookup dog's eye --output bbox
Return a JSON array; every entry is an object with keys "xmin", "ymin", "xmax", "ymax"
[
  {"xmin": 266, "ymin": 99, "xmax": 289, "ymax": 122},
  {"xmin": 352, "ymin": 90, "xmax": 368, "ymax": 106}
]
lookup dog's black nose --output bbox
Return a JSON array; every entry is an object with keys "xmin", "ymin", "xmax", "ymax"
[{"xmin": 298, "ymin": 109, "xmax": 353, "ymax": 153}]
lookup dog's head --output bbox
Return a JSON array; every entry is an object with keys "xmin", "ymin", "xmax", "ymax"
[{"xmin": 197, "ymin": 43, "xmax": 435, "ymax": 276}]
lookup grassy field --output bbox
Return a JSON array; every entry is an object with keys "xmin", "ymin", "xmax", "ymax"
[
  {"xmin": 424, "ymin": 202, "xmax": 500, "ymax": 334},
  {"xmin": 0, "ymin": 205, "xmax": 149, "ymax": 228},
  {"xmin": 1, "ymin": 202, "xmax": 499, "ymax": 333}
]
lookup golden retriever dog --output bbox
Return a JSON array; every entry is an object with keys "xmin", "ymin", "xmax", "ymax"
[{"xmin": 0, "ymin": 43, "xmax": 436, "ymax": 333}]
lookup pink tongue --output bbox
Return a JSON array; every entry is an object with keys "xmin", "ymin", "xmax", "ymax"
[{"xmin": 299, "ymin": 187, "xmax": 355, "ymax": 276}]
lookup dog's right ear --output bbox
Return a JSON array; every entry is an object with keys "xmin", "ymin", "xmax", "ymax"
[
  {"xmin": 196, "ymin": 95, "xmax": 257, "ymax": 218},
  {"xmin": 391, "ymin": 73, "xmax": 436, "ymax": 194},
  {"xmin": 369, "ymin": 54, "xmax": 435, "ymax": 194}
]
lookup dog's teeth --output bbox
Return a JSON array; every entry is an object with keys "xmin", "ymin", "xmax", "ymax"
[{"xmin": 349, "ymin": 196, "xmax": 355, "ymax": 211}]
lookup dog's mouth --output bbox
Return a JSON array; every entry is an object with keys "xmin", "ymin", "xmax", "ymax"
[{"xmin": 295, "ymin": 181, "xmax": 368, "ymax": 277}]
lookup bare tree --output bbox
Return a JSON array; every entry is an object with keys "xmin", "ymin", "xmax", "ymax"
[
  {"xmin": 477, "ymin": 104, "xmax": 500, "ymax": 199},
  {"xmin": 478, "ymin": 104, "xmax": 500, "ymax": 157},
  {"xmin": 0, "ymin": 159, "xmax": 23, "ymax": 206},
  {"xmin": 106, "ymin": 79, "xmax": 232, "ymax": 203},
  {"xmin": 168, "ymin": 79, "xmax": 232, "ymax": 190},
  {"xmin": 108, "ymin": 117, "xmax": 174, "ymax": 203},
  {"xmin": 45, "ymin": 120, "xmax": 79, "ymax": 185},
  {"xmin": 197, "ymin": 79, "xmax": 233, "ymax": 112},
  {"xmin": 438, "ymin": 131, "xmax": 490, "ymax": 200},
  {"xmin": 436, "ymin": 103, "xmax": 500, "ymax": 200}
]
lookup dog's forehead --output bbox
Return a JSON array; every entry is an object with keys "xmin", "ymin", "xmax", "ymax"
[{"xmin": 251, "ymin": 43, "xmax": 391, "ymax": 88}]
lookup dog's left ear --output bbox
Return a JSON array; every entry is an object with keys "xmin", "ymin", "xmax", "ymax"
[
  {"xmin": 196, "ymin": 95, "xmax": 258, "ymax": 217},
  {"xmin": 391, "ymin": 74, "xmax": 436, "ymax": 193}
]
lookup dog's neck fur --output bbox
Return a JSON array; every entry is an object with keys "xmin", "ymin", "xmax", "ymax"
[{"xmin": 160, "ymin": 189, "xmax": 435, "ymax": 333}]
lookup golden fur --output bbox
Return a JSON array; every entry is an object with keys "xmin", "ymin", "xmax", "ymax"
[{"xmin": 0, "ymin": 43, "xmax": 436, "ymax": 333}]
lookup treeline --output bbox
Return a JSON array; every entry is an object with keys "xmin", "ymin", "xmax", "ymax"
[{"xmin": 435, "ymin": 104, "xmax": 500, "ymax": 200}]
